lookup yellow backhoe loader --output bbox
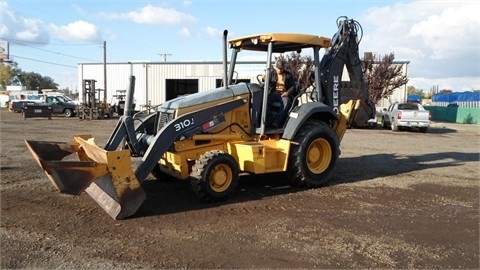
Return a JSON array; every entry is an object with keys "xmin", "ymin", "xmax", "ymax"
[{"xmin": 26, "ymin": 17, "xmax": 375, "ymax": 220}]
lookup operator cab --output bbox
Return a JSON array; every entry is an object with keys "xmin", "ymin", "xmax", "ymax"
[
  {"xmin": 247, "ymin": 75, "xmax": 299, "ymax": 132},
  {"xmin": 227, "ymin": 33, "xmax": 332, "ymax": 135}
]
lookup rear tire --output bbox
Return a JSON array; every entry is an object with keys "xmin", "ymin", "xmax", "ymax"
[
  {"xmin": 382, "ymin": 116, "xmax": 388, "ymax": 129},
  {"xmin": 190, "ymin": 150, "xmax": 239, "ymax": 202},
  {"xmin": 288, "ymin": 120, "xmax": 339, "ymax": 187},
  {"xmin": 391, "ymin": 118, "xmax": 398, "ymax": 131}
]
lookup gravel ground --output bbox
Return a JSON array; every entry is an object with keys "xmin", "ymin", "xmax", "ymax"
[{"xmin": 1, "ymin": 108, "xmax": 479, "ymax": 269}]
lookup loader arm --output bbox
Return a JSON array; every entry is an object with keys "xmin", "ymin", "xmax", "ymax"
[
  {"xmin": 132, "ymin": 98, "xmax": 247, "ymax": 183},
  {"xmin": 100, "ymin": 97, "xmax": 247, "ymax": 183}
]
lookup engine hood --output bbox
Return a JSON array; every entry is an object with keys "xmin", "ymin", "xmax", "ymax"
[{"xmin": 160, "ymin": 83, "xmax": 252, "ymax": 110}]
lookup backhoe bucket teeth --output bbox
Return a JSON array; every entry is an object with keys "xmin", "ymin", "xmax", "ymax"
[{"xmin": 25, "ymin": 136, "xmax": 146, "ymax": 220}]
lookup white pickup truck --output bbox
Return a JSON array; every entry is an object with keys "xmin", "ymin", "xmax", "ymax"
[{"xmin": 381, "ymin": 102, "xmax": 431, "ymax": 132}]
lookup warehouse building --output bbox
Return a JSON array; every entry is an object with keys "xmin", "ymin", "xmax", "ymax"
[
  {"xmin": 78, "ymin": 60, "xmax": 409, "ymax": 112},
  {"xmin": 78, "ymin": 61, "xmax": 265, "ymax": 111}
]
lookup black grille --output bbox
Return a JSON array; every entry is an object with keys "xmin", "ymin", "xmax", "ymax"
[{"xmin": 156, "ymin": 111, "xmax": 175, "ymax": 133}]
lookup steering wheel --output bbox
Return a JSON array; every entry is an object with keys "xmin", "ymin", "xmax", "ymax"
[{"xmin": 256, "ymin": 74, "xmax": 265, "ymax": 84}]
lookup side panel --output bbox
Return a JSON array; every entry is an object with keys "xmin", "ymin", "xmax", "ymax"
[{"xmin": 229, "ymin": 139, "xmax": 291, "ymax": 174}]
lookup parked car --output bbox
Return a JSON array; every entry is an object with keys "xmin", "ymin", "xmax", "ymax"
[{"xmin": 382, "ymin": 102, "xmax": 431, "ymax": 132}]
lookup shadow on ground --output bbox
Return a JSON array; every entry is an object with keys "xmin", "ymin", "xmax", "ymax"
[{"xmin": 134, "ymin": 150, "xmax": 478, "ymax": 218}]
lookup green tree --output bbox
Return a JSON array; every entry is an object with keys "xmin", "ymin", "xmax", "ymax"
[
  {"xmin": 407, "ymin": 85, "xmax": 416, "ymax": 95},
  {"xmin": 407, "ymin": 86, "xmax": 425, "ymax": 98},
  {"xmin": 18, "ymin": 71, "xmax": 58, "ymax": 90},
  {"xmin": 0, "ymin": 61, "xmax": 22, "ymax": 88},
  {"xmin": 1, "ymin": 62, "xmax": 59, "ymax": 90},
  {"xmin": 362, "ymin": 53, "xmax": 409, "ymax": 103}
]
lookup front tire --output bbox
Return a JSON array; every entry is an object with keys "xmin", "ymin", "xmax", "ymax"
[
  {"xmin": 289, "ymin": 120, "xmax": 339, "ymax": 187},
  {"xmin": 190, "ymin": 150, "xmax": 239, "ymax": 202},
  {"xmin": 64, "ymin": 108, "xmax": 73, "ymax": 118}
]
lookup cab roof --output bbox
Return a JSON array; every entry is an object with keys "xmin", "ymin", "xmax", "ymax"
[{"xmin": 228, "ymin": 33, "xmax": 332, "ymax": 53}]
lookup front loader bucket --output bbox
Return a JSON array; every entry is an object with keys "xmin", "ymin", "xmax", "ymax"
[{"xmin": 25, "ymin": 136, "xmax": 146, "ymax": 220}]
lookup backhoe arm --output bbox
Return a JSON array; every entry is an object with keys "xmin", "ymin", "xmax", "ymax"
[{"xmin": 319, "ymin": 17, "xmax": 376, "ymax": 127}]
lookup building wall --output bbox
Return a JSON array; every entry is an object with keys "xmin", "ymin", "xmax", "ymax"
[{"xmin": 78, "ymin": 61, "xmax": 265, "ymax": 109}]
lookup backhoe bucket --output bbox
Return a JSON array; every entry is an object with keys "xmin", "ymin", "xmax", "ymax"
[{"xmin": 25, "ymin": 135, "xmax": 146, "ymax": 220}]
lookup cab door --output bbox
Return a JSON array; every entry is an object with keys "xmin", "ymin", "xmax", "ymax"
[{"xmin": 46, "ymin": 96, "xmax": 61, "ymax": 113}]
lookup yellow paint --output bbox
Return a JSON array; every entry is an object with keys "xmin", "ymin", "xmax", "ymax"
[{"xmin": 229, "ymin": 139, "xmax": 290, "ymax": 174}]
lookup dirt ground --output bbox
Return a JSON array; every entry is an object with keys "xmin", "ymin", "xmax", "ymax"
[{"xmin": 0, "ymin": 107, "xmax": 479, "ymax": 269}]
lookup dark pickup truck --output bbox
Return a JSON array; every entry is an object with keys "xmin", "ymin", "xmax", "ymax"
[
  {"xmin": 44, "ymin": 95, "xmax": 77, "ymax": 117},
  {"xmin": 10, "ymin": 95, "xmax": 78, "ymax": 117},
  {"xmin": 9, "ymin": 100, "xmax": 34, "ymax": 113}
]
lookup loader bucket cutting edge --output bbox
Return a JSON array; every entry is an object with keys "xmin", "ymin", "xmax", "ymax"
[{"xmin": 25, "ymin": 138, "xmax": 146, "ymax": 220}]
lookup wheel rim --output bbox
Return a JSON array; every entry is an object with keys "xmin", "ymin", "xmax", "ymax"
[
  {"xmin": 307, "ymin": 138, "xmax": 332, "ymax": 174},
  {"xmin": 209, "ymin": 164, "xmax": 233, "ymax": 193}
]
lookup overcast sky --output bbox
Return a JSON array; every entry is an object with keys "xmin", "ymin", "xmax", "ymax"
[{"xmin": 1, "ymin": 0, "xmax": 479, "ymax": 92}]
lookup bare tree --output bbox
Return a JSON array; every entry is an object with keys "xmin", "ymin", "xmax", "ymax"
[
  {"xmin": 275, "ymin": 52, "xmax": 313, "ymax": 91},
  {"xmin": 362, "ymin": 53, "xmax": 408, "ymax": 103},
  {"xmin": 276, "ymin": 52, "xmax": 408, "ymax": 106}
]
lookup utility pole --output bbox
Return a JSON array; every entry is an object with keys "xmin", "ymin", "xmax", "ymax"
[
  {"xmin": 158, "ymin": 52, "xmax": 172, "ymax": 62},
  {"xmin": 103, "ymin": 41, "xmax": 107, "ymax": 102}
]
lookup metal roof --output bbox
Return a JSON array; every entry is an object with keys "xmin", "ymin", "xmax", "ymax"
[{"xmin": 228, "ymin": 33, "xmax": 332, "ymax": 53}]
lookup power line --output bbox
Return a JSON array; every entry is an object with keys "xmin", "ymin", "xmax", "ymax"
[
  {"xmin": 2, "ymin": 37, "xmax": 101, "ymax": 46},
  {"xmin": 5, "ymin": 39, "xmax": 101, "ymax": 63},
  {"xmin": 10, "ymin": 55, "xmax": 76, "ymax": 68}
]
